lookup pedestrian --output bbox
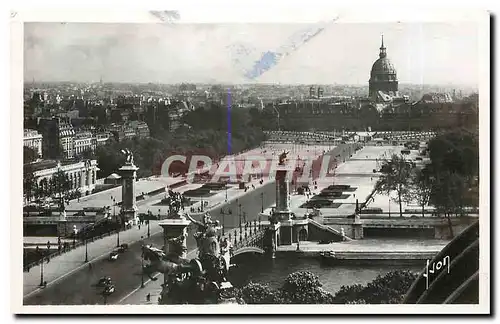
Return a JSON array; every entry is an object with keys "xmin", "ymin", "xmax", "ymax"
[
  {"xmin": 146, "ymin": 293, "xmax": 151, "ymax": 302},
  {"xmin": 89, "ymin": 262, "xmax": 92, "ymax": 271}
]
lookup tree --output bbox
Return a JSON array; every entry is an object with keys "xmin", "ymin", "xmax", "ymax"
[
  {"xmin": 332, "ymin": 270, "xmax": 418, "ymax": 304},
  {"xmin": 238, "ymin": 282, "xmax": 284, "ymax": 304},
  {"xmin": 51, "ymin": 169, "xmax": 71, "ymax": 207},
  {"xmin": 406, "ymin": 167, "xmax": 434, "ymax": 217},
  {"xmin": 427, "ymin": 130, "xmax": 479, "ymax": 181},
  {"xmin": 23, "ymin": 164, "xmax": 37, "ymax": 202},
  {"xmin": 23, "ymin": 146, "xmax": 39, "ymax": 164},
  {"xmin": 375, "ymin": 154, "xmax": 414, "ymax": 217},
  {"xmin": 280, "ymin": 271, "xmax": 334, "ymax": 304},
  {"xmin": 430, "ymin": 171, "xmax": 469, "ymax": 238}
]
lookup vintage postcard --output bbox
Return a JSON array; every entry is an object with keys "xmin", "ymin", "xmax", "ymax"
[{"xmin": 11, "ymin": 4, "xmax": 490, "ymax": 315}]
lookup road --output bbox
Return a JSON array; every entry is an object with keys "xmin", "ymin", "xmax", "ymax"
[
  {"xmin": 209, "ymin": 180, "xmax": 276, "ymax": 228},
  {"xmin": 23, "ymin": 181, "xmax": 277, "ymax": 305}
]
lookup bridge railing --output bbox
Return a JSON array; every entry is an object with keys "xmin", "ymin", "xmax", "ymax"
[{"xmin": 226, "ymin": 220, "xmax": 266, "ymax": 250}]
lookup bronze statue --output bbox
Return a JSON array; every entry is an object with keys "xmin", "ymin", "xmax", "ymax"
[
  {"xmin": 120, "ymin": 148, "xmax": 134, "ymax": 165},
  {"xmin": 142, "ymin": 213, "xmax": 235, "ymax": 304},
  {"xmin": 278, "ymin": 150, "xmax": 289, "ymax": 166}
]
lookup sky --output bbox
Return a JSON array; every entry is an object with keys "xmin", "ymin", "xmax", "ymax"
[{"xmin": 23, "ymin": 21, "xmax": 480, "ymax": 86}]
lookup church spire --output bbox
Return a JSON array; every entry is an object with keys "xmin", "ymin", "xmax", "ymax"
[{"xmin": 379, "ymin": 34, "xmax": 387, "ymax": 58}]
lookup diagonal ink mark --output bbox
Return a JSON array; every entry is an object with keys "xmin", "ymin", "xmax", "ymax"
[
  {"xmin": 227, "ymin": 89, "xmax": 232, "ymax": 155},
  {"xmin": 149, "ymin": 10, "xmax": 181, "ymax": 24},
  {"xmin": 244, "ymin": 17, "xmax": 340, "ymax": 80}
]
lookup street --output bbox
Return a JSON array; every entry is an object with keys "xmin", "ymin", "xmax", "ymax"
[
  {"xmin": 23, "ymin": 180, "xmax": 277, "ymax": 305},
  {"xmin": 208, "ymin": 180, "xmax": 276, "ymax": 229}
]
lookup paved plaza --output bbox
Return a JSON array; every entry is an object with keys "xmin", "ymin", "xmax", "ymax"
[{"xmin": 284, "ymin": 145, "xmax": 429, "ymax": 218}]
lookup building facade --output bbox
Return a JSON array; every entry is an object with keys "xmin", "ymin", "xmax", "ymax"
[
  {"xmin": 37, "ymin": 117, "xmax": 76, "ymax": 159},
  {"xmin": 74, "ymin": 131, "xmax": 96, "ymax": 156},
  {"xmin": 30, "ymin": 159, "xmax": 100, "ymax": 196},
  {"xmin": 23, "ymin": 129, "xmax": 43, "ymax": 158}
]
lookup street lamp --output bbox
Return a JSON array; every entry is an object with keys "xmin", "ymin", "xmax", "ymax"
[
  {"xmin": 238, "ymin": 203, "xmax": 242, "ymax": 230},
  {"xmin": 220, "ymin": 207, "xmax": 232, "ymax": 236},
  {"xmin": 84, "ymin": 232, "xmax": 88, "ymax": 263},
  {"xmin": 260, "ymin": 192, "xmax": 264, "ymax": 213},
  {"xmin": 72, "ymin": 225, "xmax": 77, "ymax": 247},
  {"xmin": 38, "ymin": 247, "xmax": 45, "ymax": 287},
  {"xmin": 140, "ymin": 236, "xmax": 145, "ymax": 288},
  {"xmin": 112, "ymin": 196, "xmax": 120, "ymax": 247}
]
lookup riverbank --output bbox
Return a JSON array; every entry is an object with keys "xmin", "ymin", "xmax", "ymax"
[{"xmin": 275, "ymin": 239, "xmax": 448, "ymax": 262}]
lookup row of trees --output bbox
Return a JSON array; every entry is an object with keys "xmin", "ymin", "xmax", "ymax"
[
  {"xmin": 23, "ymin": 167, "xmax": 80, "ymax": 204},
  {"xmin": 374, "ymin": 129, "xmax": 479, "ymax": 234},
  {"xmin": 93, "ymin": 102, "xmax": 267, "ymax": 179},
  {"xmin": 235, "ymin": 270, "xmax": 418, "ymax": 304}
]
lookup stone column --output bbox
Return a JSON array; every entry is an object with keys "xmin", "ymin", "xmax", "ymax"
[
  {"xmin": 79, "ymin": 172, "xmax": 84, "ymax": 188},
  {"xmin": 119, "ymin": 163, "xmax": 139, "ymax": 224}
]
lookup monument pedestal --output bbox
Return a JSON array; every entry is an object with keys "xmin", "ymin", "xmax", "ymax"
[
  {"xmin": 158, "ymin": 215, "xmax": 191, "ymax": 288},
  {"xmin": 353, "ymin": 214, "xmax": 364, "ymax": 239},
  {"xmin": 119, "ymin": 163, "xmax": 139, "ymax": 225}
]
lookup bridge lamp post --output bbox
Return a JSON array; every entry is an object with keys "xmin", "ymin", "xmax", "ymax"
[
  {"xmin": 38, "ymin": 248, "xmax": 44, "ymax": 287},
  {"xmin": 220, "ymin": 208, "xmax": 231, "ymax": 236},
  {"xmin": 238, "ymin": 203, "xmax": 242, "ymax": 230},
  {"xmin": 140, "ymin": 236, "xmax": 145, "ymax": 288},
  {"xmin": 84, "ymin": 232, "xmax": 88, "ymax": 263},
  {"xmin": 72, "ymin": 225, "xmax": 77, "ymax": 247},
  {"xmin": 111, "ymin": 196, "xmax": 120, "ymax": 247},
  {"xmin": 260, "ymin": 192, "xmax": 264, "ymax": 213},
  {"xmin": 147, "ymin": 218, "xmax": 151, "ymax": 238}
]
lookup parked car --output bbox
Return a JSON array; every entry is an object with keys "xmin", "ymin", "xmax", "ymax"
[
  {"xmin": 109, "ymin": 251, "xmax": 119, "ymax": 261},
  {"xmin": 97, "ymin": 277, "xmax": 112, "ymax": 287}
]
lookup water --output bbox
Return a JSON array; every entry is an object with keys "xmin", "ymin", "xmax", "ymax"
[{"xmin": 228, "ymin": 254, "xmax": 422, "ymax": 295}]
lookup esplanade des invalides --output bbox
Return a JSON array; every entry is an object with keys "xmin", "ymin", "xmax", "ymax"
[{"xmin": 267, "ymin": 36, "xmax": 478, "ymax": 132}]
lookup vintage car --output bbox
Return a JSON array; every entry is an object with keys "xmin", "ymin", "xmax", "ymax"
[
  {"xmin": 103, "ymin": 284, "xmax": 115, "ymax": 295},
  {"xmin": 97, "ymin": 276, "xmax": 112, "ymax": 287},
  {"xmin": 109, "ymin": 251, "xmax": 119, "ymax": 261}
]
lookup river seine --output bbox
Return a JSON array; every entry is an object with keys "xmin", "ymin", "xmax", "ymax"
[{"xmin": 228, "ymin": 254, "xmax": 423, "ymax": 294}]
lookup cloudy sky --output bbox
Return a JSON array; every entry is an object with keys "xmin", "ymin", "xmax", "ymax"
[{"xmin": 24, "ymin": 21, "xmax": 479, "ymax": 85}]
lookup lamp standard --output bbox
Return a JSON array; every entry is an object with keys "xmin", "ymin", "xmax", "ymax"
[
  {"xmin": 84, "ymin": 232, "xmax": 88, "ymax": 263},
  {"xmin": 260, "ymin": 192, "xmax": 264, "ymax": 213},
  {"xmin": 146, "ymin": 210, "xmax": 152, "ymax": 238},
  {"xmin": 38, "ymin": 248, "xmax": 44, "ymax": 287},
  {"xmin": 220, "ymin": 207, "xmax": 232, "ymax": 236},
  {"xmin": 238, "ymin": 203, "xmax": 242, "ymax": 230},
  {"xmin": 72, "ymin": 225, "xmax": 77, "ymax": 247},
  {"xmin": 140, "ymin": 236, "xmax": 145, "ymax": 288},
  {"xmin": 111, "ymin": 196, "xmax": 119, "ymax": 247}
]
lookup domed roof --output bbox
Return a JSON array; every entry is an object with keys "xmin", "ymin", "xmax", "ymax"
[
  {"xmin": 369, "ymin": 35, "xmax": 398, "ymax": 81},
  {"xmin": 371, "ymin": 57, "xmax": 397, "ymax": 76}
]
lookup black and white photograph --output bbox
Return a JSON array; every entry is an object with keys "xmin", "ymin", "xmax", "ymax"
[{"xmin": 10, "ymin": 5, "xmax": 490, "ymax": 315}]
